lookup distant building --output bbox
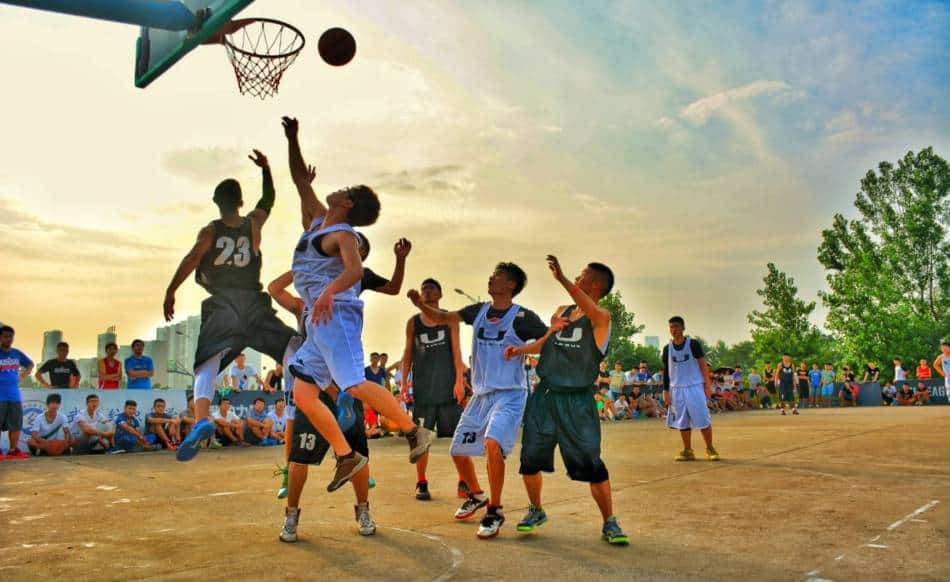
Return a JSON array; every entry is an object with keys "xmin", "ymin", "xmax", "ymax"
[
  {"xmin": 42, "ymin": 330, "xmax": 64, "ymax": 363},
  {"xmin": 156, "ymin": 315, "xmax": 200, "ymax": 389},
  {"xmin": 645, "ymin": 336, "xmax": 660, "ymax": 350},
  {"xmin": 97, "ymin": 326, "xmax": 118, "ymax": 358},
  {"xmin": 76, "ymin": 357, "xmax": 99, "ymax": 388},
  {"xmin": 145, "ymin": 340, "xmax": 170, "ymax": 388}
]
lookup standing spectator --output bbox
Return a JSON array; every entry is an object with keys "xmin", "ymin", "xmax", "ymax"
[
  {"xmin": 880, "ymin": 381, "xmax": 897, "ymax": 406},
  {"xmin": 731, "ymin": 366, "xmax": 743, "ymax": 390},
  {"xmin": 808, "ymin": 364, "xmax": 822, "ymax": 408},
  {"xmin": 775, "ymin": 355, "xmax": 799, "ymax": 415},
  {"xmin": 35, "ymin": 342, "xmax": 80, "ymax": 388},
  {"xmin": 379, "ymin": 353, "xmax": 395, "ymax": 392},
  {"xmin": 71, "ymin": 394, "xmax": 114, "ymax": 453},
  {"xmin": 125, "ymin": 340, "xmax": 154, "ymax": 390},
  {"xmin": 98, "ymin": 342, "xmax": 122, "ymax": 389},
  {"xmin": 179, "ymin": 395, "xmax": 196, "ymax": 440},
  {"xmin": 144, "ymin": 398, "xmax": 181, "ymax": 449},
  {"xmin": 863, "ymin": 361, "xmax": 881, "ymax": 383},
  {"xmin": 796, "ymin": 363, "xmax": 810, "ymax": 408},
  {"xmin": 244, "ymin": 397, "xmax": 276, "ymax": 445},
  {"xmin": 268, "ymin": 397, "xmax": 289, "ymax": 443},
  {"xmin": 229, "ymin": 353, "xmax": 263, "ymax": 392},
  {"xmin": 747, "ymin": 367, "xmax": 762, "ymax": 407},
  {"xmin": 212, "ymin": 397, "xmax": 247, "ymax": 446},
  {"xmin": 595, "ymin": 361, "xmax": 610, "ymax": 391},
  {"xmin": 608, "ymin": 361, "xmax": 625, "ymax": 401},
  {"xmin": 264, "ymin": 364, "xmax": 284, "ymax": 393},
  {"xmin": 914, "ymin": 381, "xmax": 930, "ymax": 405},
  {"xmin": 892, "ymin": 358, "xmax": 907, "ymax": 382},
  {"xmin": 762, "ymin": 363, "xmax": 777, "ymax": 404},
  {"xmin": 27, "ymin": 393, "xmax": 74, "ymax": 456},
  {"xmin": 819, "ymin": 363, "xmax": 836, "ymax": 407},
  {"xmin": 0, "ymin": 325, "xmax": 33, "ymax": 460},
  {"xmin": 916, "ymin": 359, "xmax": 932, "ymax": 380},
  {"xmin": 896, "ymin": 383, "xmax": 916, "ymax": 406},
  {"xmin": 365, "ymin": 352, "xmax": 386, "ymax": 387},
  {"xmin": 114, "ymin": 400, "xmax": 153, "ymax": 452}
]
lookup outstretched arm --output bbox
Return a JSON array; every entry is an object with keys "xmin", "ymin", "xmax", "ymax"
[
  {"xmin": 282, "ymin": 117, "xmax": 327, "ymax": 230},
  {"xmin": 164, "ymin": 225, "xmax": 214, "ymax": 321},
  {"xmin": 503, "ymin": 308, "xmax": 568, "ymax": 360},
  {"xmin": 375, "ymin": 238, "xmax": 412, "ymax": 295},
  {"xmin": 246, "ymin": 149, "xmax": 275, "ymax": 229},
  {"xmin": 267, "ymin": 270, "xmax": 303, "ymax": 319},
  {"xmin": 546, "ymin": 255, "xmax": 611, "ymax": 329},
  {"xmin": 407, "ymin": 290, "xmax": 462, "ymax": 325}
]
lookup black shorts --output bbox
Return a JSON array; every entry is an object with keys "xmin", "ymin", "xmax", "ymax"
[
  {"xmin": 412, "ymin": 402, "xmax": 462, "ymax": 438},
  {"xmin": 779, "ymin": 383, "xmax": 796, "ymax": 402},
  {"xmin": 519, "ymin": 383, "xmax": 609, "ymax": 484},
  {"xmin": 798, "ymin": 380, "xmax": 810, "ymax": 399},
  {"xmin": 0, "ymin": 400, "xmax": 23, "ymax": 432},
  {"xmin": 195, "ymin": 289, "xmax": 299, "ymax": 371},
  {"xmin": 289, "ymin": 391, "xmax": 368, "ymax": 465}
]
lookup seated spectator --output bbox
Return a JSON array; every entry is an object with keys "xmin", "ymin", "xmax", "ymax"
[
  {"xmin": 27, "ymin": 393, "xmax": 74, "ymax": 456},
  {"xmin": 263, "ymin": 364, "xmax": 284, "ymax": 393},
  {"xmin": 35, "ymin": 342, "xmax": 80, "ymax": 389},
  {"xmin": 268, "ymin": 397, "xmax": 289, "ymax": 443},
  {"xmin": 595, "ymin": 388, "xmax": 615, "ymax": 421},
  {"xmin": 629, "ymin": 386, "xmax": 664, "ymax": 418},
  {"xmin": 709, "ymin": 384, "xmax": 726, "ymax": 413},
  {"xmin": 612, "ymin": 394, "xmax": 631, "ymax": 420},
  {"xmin": 719, "ymin": 385, "xmax": 742, "ymax": 411},
  {"xmin": 839, "ymin": 380, "xmax": 857, "ymax": 407},
  {"xmin": 914, "ymin": 381, "xmax": 930, "ymax": 405},
  {"xmin": 916, "ymin": 360, "xmax": 932, "ymax": 380},
  {"xmin": 896, "ymin": 384, "xmax": 916, "ymax": 406},
  {"xmin": 179, "ymin": 395, "xmax": 196, "ymax": 439},
  {"xmin": 71, "ymin": 393, "xmax": 114, "ymax": 454},
  {"xmin": 755, "ymin": 383, "xmax": 773, "ymax": 409},
  {"xmin": 244, "ymin": 397, "xmax": 276, "ymax": 445},
  {"xmin": 652, "ymin": 370, "xmax": 664, "ymax": 386},
  {"xmin": 230, "ymin": 353, "xmax": 263, "ymax": 392},
  {"xmin": 633, "ymin": 362, "xmax": 652, "ymax": 387},
  {"xmin": 114, "ymin": 400, "xmax": 154, "ymax": 452},
  {"xmin": 365, "ymin": 406, "xmax": 385, "ymax": 439},
  {"xmin": 145, "ymin": 398, "xmax": 181, "ymax": 450},
  {"xmin": 212, "ymin": 398, "xmax": 247, "ymax": 446},
  {"xmin": 881, "ymin": 382, "xmax": 897, "ymax": 406}
]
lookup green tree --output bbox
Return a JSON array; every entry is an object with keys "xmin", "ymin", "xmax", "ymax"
[
  {"xmin": 748, "ymin": 263, "xmax": 832, "ymax": 365},
  {"xmin": 706, "ymin": 340, "xmax": 755, "ymax": 369},
  {"xmin": 598, "ymin": 291, "xmax": 646, "ymax": 368},
  {"xmin": 818, "ymin": 148, "xmax": 949, "ymax": 372}
]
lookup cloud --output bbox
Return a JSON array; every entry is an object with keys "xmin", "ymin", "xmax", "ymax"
[
  {"xmin": 571, "ymin": 193, "xmax": 639, "ymax": 216},
  {"xmin": 679, "ymin": 80, "xmax": 793, "ymax": 124},
  {"xmin": 161, "ymin": 147, "xmax": 245, "ymax": 184},
  {"xmin": 374, "ymin": 164, "xmax": 475, "ymax": 199}
]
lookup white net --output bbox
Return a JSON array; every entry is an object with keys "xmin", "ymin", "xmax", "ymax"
[{"xmin": 222, "ymin": 19, "xmax": 305, "ymax": 99}]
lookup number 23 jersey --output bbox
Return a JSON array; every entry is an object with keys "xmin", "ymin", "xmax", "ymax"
[{"xmin": 196, "ymin": 218, "xmax": 262, "ymax": 293}]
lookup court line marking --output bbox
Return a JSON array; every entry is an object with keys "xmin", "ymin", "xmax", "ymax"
[
  {"xmin": 887, "ymin": 500, "xmax": 939, "ymax": 531},
  {"xmin": 387, "ymin": 526, "xmax": 464, "ymax": 582}
]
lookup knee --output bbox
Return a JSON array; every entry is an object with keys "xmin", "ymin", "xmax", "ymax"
[{"xmin": 484, "ymin": 438, "xmax": 503, "ymax": 456}]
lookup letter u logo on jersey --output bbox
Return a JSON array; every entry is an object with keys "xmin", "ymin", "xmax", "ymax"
[
  {"xmin": 672, "ymin": 352, "xmax": 691, "ymax": 363},
  {"xmin": 419, "ymin": 330, "xmax": 446, "ymax": 345},
  {"xmin": 477, "ymin": 327, "xmax": 506, "ymax": 342},
  {"xmin": 555, "ymin": 327, "xmax": 582, "ymax": 343}
]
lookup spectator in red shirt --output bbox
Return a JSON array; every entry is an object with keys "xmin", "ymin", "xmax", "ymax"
[
  {"xmin": 916, "ymin": 359, "xmax": 932, "ymax": 380},
  {"xmin": 98, "ymin": 342, "xmax": 122, "ymax": 389}
]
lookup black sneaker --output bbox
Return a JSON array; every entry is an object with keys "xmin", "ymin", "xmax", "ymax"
[
  {"xmin": 477, "ymin": 506, "xmax": 505, "ymax": 539},
  {"xmin": 415, "ymin": 480, "xmax": 432, "ymax": 501}
]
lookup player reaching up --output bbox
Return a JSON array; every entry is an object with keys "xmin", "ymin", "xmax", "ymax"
[
  {"xmin": 163, "ymin": 149, "xmax": 302, "ymax": 463},
  {"xmin": 503, "ymin": 256, "xmax": 629, "ymax": 545},
  {"xmin": 281, "ymin": 116, "xmax": 432, "ymax": 500}
]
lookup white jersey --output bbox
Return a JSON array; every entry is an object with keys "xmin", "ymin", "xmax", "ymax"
[
  {"xmin": 667, "ymin": 338, "xmax": 705, "ymax": 388},
  {"xmin": 267, "ymin": 409, "xmax": 289, "ymax": 431},
  {"xmin": 894, "ymin": 365, "xmax": 907, "ymax": 381},
  {"xmin": 292, "ymin": 217, "xmax": 362, "ymax": 307},
  {"xmin": 31, "ymin": 412, "xmax": 68, "ymax": 440},
  {"xmin": 942, "ymin": 356, "xmax": 950, "ymax": 388},
  {"xmin": 213, "ymin": 408, "xmax": 240, "ymax": 423},
  {"xmin": 71, "ymin": 408, "xmax": 109, "ymax": 436}
]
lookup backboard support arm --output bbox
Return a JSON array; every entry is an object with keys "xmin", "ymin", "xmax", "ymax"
[{"xmin": 0, "ymin": 0, "xmax": 197, "ymax": 31}]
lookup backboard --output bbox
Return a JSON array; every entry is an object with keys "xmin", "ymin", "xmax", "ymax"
[{"xmin": 134, "ymin": 0, "xmax": 254, "ymax": 88}]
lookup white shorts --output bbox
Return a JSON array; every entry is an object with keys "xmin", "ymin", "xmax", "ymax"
[
  {"xmin": 450, "ymin": 389, "xmax": 527, "ymax": 457},
  {"xmin": 290, "ymin": 302, "xmax": 365, "ymax": 391},
  {"xmin": 666, "ymin": 384, "xmax": 712, "ymax": 430}
]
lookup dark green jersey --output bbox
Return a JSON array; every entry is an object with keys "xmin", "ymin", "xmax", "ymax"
[
  {"xmin": 537, "ymin": 306, "xmax": 607, "ymax": 392},
  {"xmin": 411, "ymin": 314, "xmax": 456, "ymax": 405},
  {"xmin": 196, "ymin": 218, "xmax": 262, "ymax": 293}
]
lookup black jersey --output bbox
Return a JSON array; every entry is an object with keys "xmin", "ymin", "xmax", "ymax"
[
  {"xmin": 537, "ymin": 306, "xmax": 606, "ymax": 391},
  {"xmin": 778, "ymin": 365, "xmax": 796, "ymax": 389},
  {"xmin": 411, "ymin": 315, "xmax": 456, "ymax": 405},
  {"xmin": 196, "ymin": 218, "xmax": 262, "ymax": 292}
]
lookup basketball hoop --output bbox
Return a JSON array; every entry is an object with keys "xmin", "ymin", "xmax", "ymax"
[{"xmin": 216, "ymin": 18, "xmax": 305, "ymax": 99}]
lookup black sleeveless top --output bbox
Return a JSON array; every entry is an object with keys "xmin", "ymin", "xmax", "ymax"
[
  {"xmin": 411, "ymin": 314, "xmax": 456, "ymax": 405},
  {"xmin": 778, "ymin": 365, "xmax": 796, "ymax": 389},
  {"xmin": 196, "ymin": 218, "xmax": 262, "ymax": 292},
  {"xmin": 537, "ymin": 305, "xmax": 606, "ymax": 391}
]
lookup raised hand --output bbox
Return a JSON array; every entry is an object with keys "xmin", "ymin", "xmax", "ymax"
[
  {"xmin": 546, "ymin": 255, "xmax": 566, "ymax": 282},
  {"xmin": 248, "ymin": 149, "xmax": 269, "ymax": 168},
  {"xmin": 394, "ymin": 238, "xmax": 412, "ymax": 259},
  {"xmin": 306, "ymin": 164, "xmax": 317, "ymax": 184},
  {"xmin": 550, "ymin": 314, "xmax": 569, "ymax": 331},
  {"xmin": 407, "ymin": 289, "xmax": 423, "ymax": 307},
  {"xmin": 281, "ymin": 116, "xmax": 299, "ymax": 139},
  {"xmin": 503, "ymin": 345, "xmax": 521, "ymax": 361}
]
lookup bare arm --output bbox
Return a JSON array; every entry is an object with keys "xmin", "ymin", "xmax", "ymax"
[
  {"xmin": 282, "ymin": 116, "xmax": 327, "ymax": 230},
  {"xmin": 35, "ymin": 368, "xmax": 50, "ymax": 388},
  {"xmin": 375, "ymin": 239, "xmax": 412, "ymax": 295},
  {"xmin": 400, "ymin": 318, "xmax": 415, "ymax": 396},
  {"xmin": 698, "ymin": 357, "xmax": 713, "ymax": 396},
  {"xmin": 545, "ymin": 255, "xmax": 611, "ymax": 330},
  {"xmin": 267, "ymin": 271, "xmax": 304, "ymax": 318},
  {"xmin": 19, "ymin": 363, "xmax": 33, "ymax": 382},
  {"xmin": 164, "ymin": 225, "xmax": 215, "ymax": 321},
  {"xmin": 934, "ymin": 356, "xmax": 945, "ymax": 378},
  {"xmin": 246, "ymin": 150, "xmax": 274, "ymax": 231},
  {"xmin": 407, "ymin": 290, "xmax": 462, "ymax": 325}
]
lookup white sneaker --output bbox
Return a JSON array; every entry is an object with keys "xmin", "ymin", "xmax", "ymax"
[
  {"xmin": 280, "ymin": 507, "xmax": 300, "ymax": 543},
  {"xmin": 355, "ymin": 502, "xmax": 376, "ymax": 536}
]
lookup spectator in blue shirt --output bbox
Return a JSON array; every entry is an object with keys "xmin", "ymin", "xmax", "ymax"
[
  {"xmin": 125, "ymin": 339, "xmax": 154, "ymax": 390},
  {"xmin": 244, "ymin": 397, "xmax": 276, "ymax": 446},
  {"xmin": 808, "ymin": 364, "xmax": 822, "ymax": 408},
  {"xmin": 114, "ymin": 400, "xmax": 154, "ymax": 452},
  {"xmin": 0, "ymin": 325, "xmax": 34, "ymax": 460}
]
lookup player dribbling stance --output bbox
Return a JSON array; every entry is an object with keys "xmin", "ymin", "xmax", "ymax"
[{"xmin": 503, "ymin": 256, "xmax": 629, "ymax": 545}]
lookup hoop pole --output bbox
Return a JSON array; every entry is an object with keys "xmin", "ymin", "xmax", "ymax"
[{"xmin": 0, "ymin": 0, "xmax": 197, "ymax": 31}]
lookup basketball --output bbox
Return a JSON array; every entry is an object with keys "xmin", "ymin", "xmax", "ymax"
[
  {"xmin": 45, "ymin": 440, "xmax": 71, "ymax": 457},
  {"xmin": 317, "ymin": 27, "xmax": 356, "ymax": 66}
]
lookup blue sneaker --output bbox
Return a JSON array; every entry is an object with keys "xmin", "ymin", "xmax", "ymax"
[
  {"xmin": 176, "ymin": 418, "xmax": 214, "ymax": 462},
  {"xmin": 336, "ymin": 392, "xmax": 357, "ymax": 432},
  {"xmin": 368, "ymin": 477, "xmax": 376, "ymax": 489},
  {"xmin": 260, "ymin": 438, "xmax": 277, "ymax": 447}
]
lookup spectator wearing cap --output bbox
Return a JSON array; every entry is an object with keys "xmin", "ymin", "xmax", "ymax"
[{"xmin": 27, "ymin": 393, "xmax": 74, "ymax": 456}]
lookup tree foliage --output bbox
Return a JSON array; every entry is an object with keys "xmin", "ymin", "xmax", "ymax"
[
  {"xmin": 598, "ymin": 292, "xmax": 651, "ymax": 369},
  {"xmin": 818, "ymin": 148, "xmax": 949, "ymax": 369}
]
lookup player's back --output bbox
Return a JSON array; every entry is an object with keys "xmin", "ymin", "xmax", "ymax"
[
  {"xmin": 292, "ymin": 218, "xmax": 361, "ymax": 306},
  {"xmin": 196, "ymin": 217, "xmax": 262, "ymax": 293}
]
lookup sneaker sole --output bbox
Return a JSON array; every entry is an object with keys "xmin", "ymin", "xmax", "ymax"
[
  {"xmin": 327, "ymin": 455, "xmax": 369, "ymax": 492},
  {"xmin": 176, "ymin": 424, "xmax": 214, "ymax": 462},
  {"xmin": 604, "ymin": 535, "xmax": 630, "ymax": 545},
  {"xmin": 279, "ymin": 533, "xmax": 297, "ymax": 543},
  {"xmin": 416, "ymin": 493, "xmax": 432, "ymax": 501},
  {"xmin": 516, "ymin": 519, "xmax": 547, "ymax": 533},
  {"xmin": 477, "ymin": 529, "xmax": 501, "ymax": 539},
  {"xmin": 455, "ymin": 501, "xmax": 488, "ymax": 520},
  {"xmin": 409, "ymin": 430, "xmax": 435, "ymax": 464},
  {"xmin": 359, "ymin": 527, "xmax": 377, "ymax": 536}
]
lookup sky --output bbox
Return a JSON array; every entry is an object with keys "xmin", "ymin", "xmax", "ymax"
[{"xmin": 1, "ymin": 0, "xmax": 948, "ymax": 365}]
